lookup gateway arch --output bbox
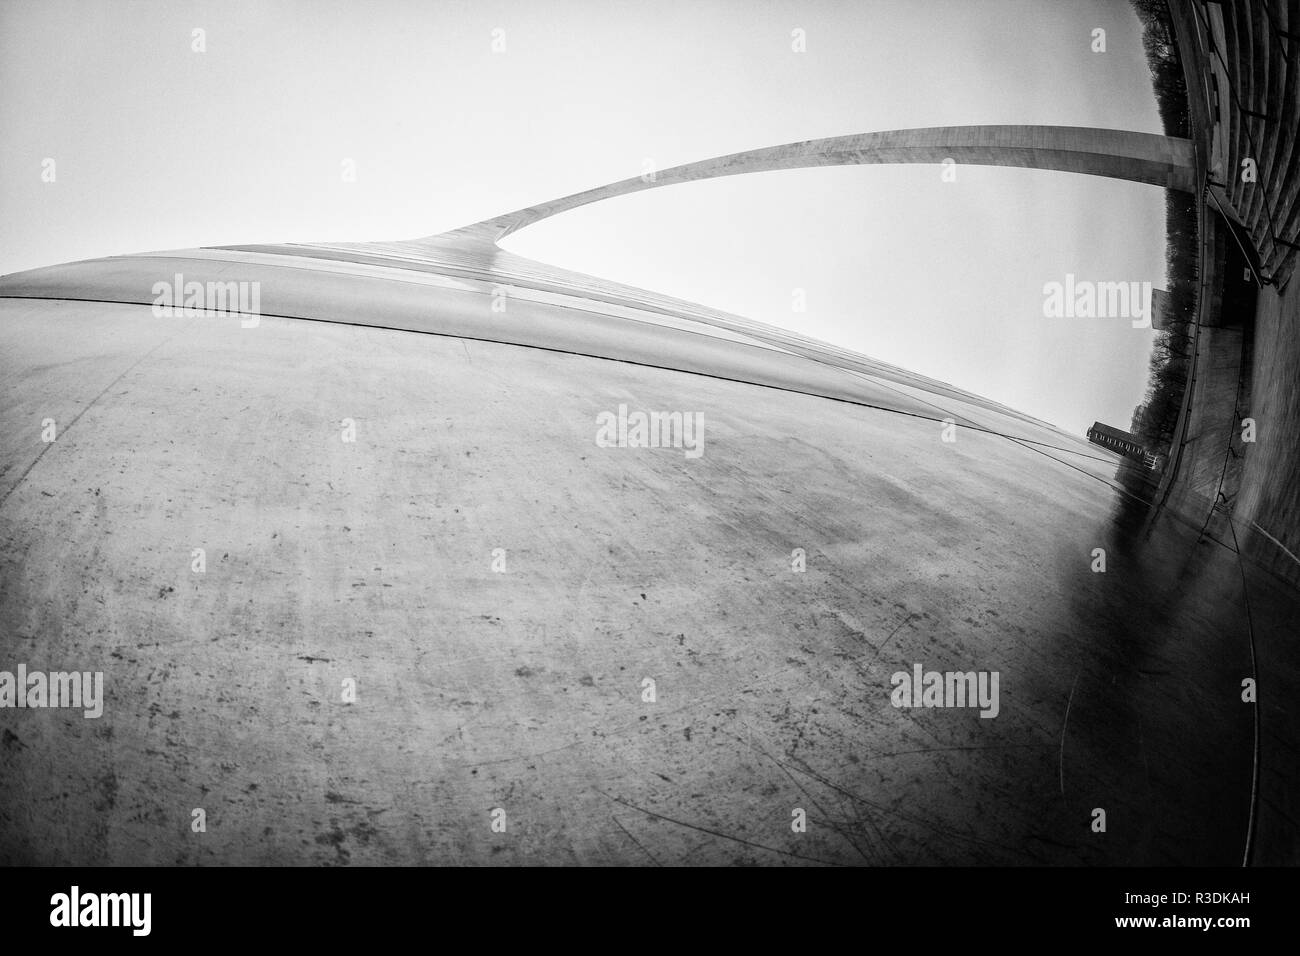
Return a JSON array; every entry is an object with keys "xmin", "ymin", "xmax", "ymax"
[
  {"xmin": 234, "ymin": 123, "xmax": 1194, "ymax": 408},
  {"xmin": 0, "ymin": 125, "xmax": 1200, "ymax": 439},
  {"xmin": 406, "ymin": 124, "xmax": 1196, "ymax": 250},
  {"xmin": 6, "ymin": 122, "xmax": 1264, "ymax": 870}
]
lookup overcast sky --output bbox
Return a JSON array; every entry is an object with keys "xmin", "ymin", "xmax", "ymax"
[{"xmin": 0, "ymin": 0, "xmax": 1168, "ymax": 435}]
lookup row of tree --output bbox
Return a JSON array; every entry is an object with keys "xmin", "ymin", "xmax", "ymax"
[{"xmin": 1127, "ymin": 1, "xmax": 1199, "ymax": 459}]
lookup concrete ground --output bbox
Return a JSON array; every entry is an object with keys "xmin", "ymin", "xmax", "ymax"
[{"xmin": 0, "ymin": 295, "xmax": 1282, "ymax": 865}]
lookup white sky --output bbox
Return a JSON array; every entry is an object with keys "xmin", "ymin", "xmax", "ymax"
[{"xmin": 0, "ymin": 0, "xmax": 1169, "ymax": 435}]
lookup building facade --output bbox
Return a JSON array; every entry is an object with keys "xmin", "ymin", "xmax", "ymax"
[{"xmin": 1087, "ymin": 421, "xmax": 1150, "ymax": 461}]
